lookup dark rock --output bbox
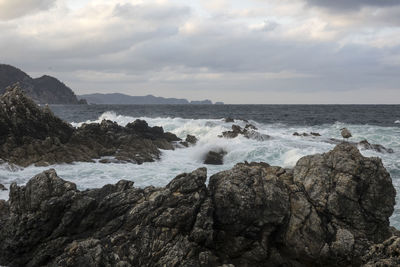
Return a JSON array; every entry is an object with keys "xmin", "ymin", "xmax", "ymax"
[
  {"xmin": 203, "ymin": 150, "xmax": 227, "ymax": 165},
  {"xmin": 326, "ymin": 138, "xmax": 394, "ymax": 154},
  {"xmin": 0, "ymin": 85, "xmax": 181, "ymax": 167},
  {"xmin": 220, "ymin": 124, "xmax": 270, "ymax": 141},
  {"xmin": 0, "ymin": 144, "xmax": 397, "ymax": 266},
  {"xmin": 358, "ymin": 139, "xmax": 394, "ymax": 154},
  {"xmin": 293, "ymin": 132, "xmax": 320, "ymax": 137},
  {"xmin": 244, "ymin": 123, "xmax": 257, "ymax": 130},
  {"xmin": 0, "ymin": 183, "xmax": 7, "ymax": 191},
  {"xmin": 224, "ymin": 117, "xmax": 235, "ymax": 123},
  {"xmin": 185, "ymin": 135, "xmax": 198, "ymax": 145}
]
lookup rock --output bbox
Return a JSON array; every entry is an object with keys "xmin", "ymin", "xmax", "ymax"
[
  {"xmin": 293, "ymin": 132, "xmax": 321, "ymax": 137},
  {"xmin": 185, "ymin": 134, "xmax": 198, "ymax": 145},
  {"xmin": 0, "ymin": 184, "xmax": 6, "ymax": 191},
  {"xmin": 244, "ymin": 123, "xmax": 257, "ymax": 130},
  {"xmin": 0, "ymin": 85, "xmax": 181, "ymax": 167},
  {"xmin": 224, "ymin": 117, "xmax": 235, "ymax": 123},
  {"xmin": 326, "ymin": 138, "xmax": 394, "ymax": 154},
  {"xmin": 0, "ymin": 144, "xmax": 397, "ymax": 266},
  {"xmin": 203, "ymin": 150, "xmax": 227, "ymax": 165},
  {"xmin": 220, "ymin": 125, "xmax": 270, "ymax": 141},
  {"xmin": 358, "ymin": 139, "xmax": 394, "ymax": 154}
]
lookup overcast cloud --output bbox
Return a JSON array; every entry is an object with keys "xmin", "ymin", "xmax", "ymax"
[{"xmin": 0, "ymin": 0, "xmax": 399, "ymax": 103}]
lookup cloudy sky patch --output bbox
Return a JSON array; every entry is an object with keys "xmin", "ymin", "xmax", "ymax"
[{"xmin": 0, "ymin": 0, "xmax": 399, "ymax": 103}]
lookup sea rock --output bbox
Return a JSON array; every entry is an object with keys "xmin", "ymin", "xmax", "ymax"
[
  {"xmin": 326, "ymin": 138, "xmax": 394, "ymax": 154},
  {"xmin": 0, "ymin": 144, "xmax": 397, "ymax": 266},
  {"xmin": 293, "ymin": 132, "xmax": 321, "ymax": 137},
  {"xmin": 358, "ymin": 139, "xmax": 394, "ymax": 154},
  {"xmin": 0, "ymin": 183, "xmax": 7, "ymax": 191},
  {"xmin": 203, "ymin": 150, "xmax": 227, "ymax": 165},
  {"xmin": 0, "ymin": 85, "xmax": 181, "ymax": 166},
  {"xmin": 224, "ymin": 117, "xmax": 235, "ymax": 123},
  {"xmin": 220, "ymin": 125, "xmax": 270, "ymax": 141},
  {"xmin": 180, "ymin": 134, "xmax": 198, "ymax": 147}
]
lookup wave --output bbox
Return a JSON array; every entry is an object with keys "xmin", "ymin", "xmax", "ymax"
[{"xmin": 395, "ymin": 120, "xmax": 400, "ymax": 124}]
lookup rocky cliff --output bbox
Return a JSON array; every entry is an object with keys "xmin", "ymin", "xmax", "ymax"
[
  {"xmin": 0, "ymin": 143, "xmax": 398, "ymax": 266},
  {"xmin": 0, "ymin": 64, "xmax": 84, "ymax": 104},
  {"xmin": 0, "ymin": 84, "xmax": 180, "ymax": 167}
]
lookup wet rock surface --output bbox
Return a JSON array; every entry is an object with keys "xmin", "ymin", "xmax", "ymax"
[
  {"xmin": 326, "ymin": 138, "xmax": 394, "ymax": 154},
  {"xmin": 0, "ymin": 85, "xmax": 181, "ymax": 167},
  {"xmin": 0, "ymin": 143, "xmax": 397, "ymax": 266}
]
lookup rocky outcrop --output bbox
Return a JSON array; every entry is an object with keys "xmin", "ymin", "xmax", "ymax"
[
  {"xmin": 0, "ymin": 85, "xmax": 181, "ymax": 167},
  {"xmin": 0, "ymin": 64, "xmax": 84, "ymax": 104},
  {"xmin": 203, "ymin": 149, "xmax": 227, "ymax": 165},
  {"xmin": 326, "ymin": 138, "xmax": 394, "ymax": 154},
  {"xmin": 0, "ymin": 184, "xmax": 6, "ymax": 191},
  {"xmin": 220, "ymin": 124, "xmax": 270, "ymax": 141},
  {"xmin": 0, "ymin": 143, "xmax": 397, "ymax": 266}
]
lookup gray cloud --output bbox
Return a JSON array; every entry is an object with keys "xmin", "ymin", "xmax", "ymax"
[
  {"xmin": 0, "ymin": 0, "xmax": 56, "ymax": 20},
  {"xmin": 0, "ymin": 0, "xmax": 399, "ymax": 103},
  {"xmin": 305, "ymin": 0, "xmax": 400, "ymax": 11}
]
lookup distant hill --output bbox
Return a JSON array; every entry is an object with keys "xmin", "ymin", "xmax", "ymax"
[
  {"xmin": 79, "ymin": 93, "xmax": 221, "ymax": 105},
  {"xmin": 0, "ymin": 64, "xmax": 85, "ymax": 104}
]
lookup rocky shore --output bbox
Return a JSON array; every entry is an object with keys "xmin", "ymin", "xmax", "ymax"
[
  {"xmin": 0, "ymin": 143, "xmax": 398, "ymax": 266},
  {"xmin": 0, "ymin": 85, "xmax": 181, "ymax": 167}
]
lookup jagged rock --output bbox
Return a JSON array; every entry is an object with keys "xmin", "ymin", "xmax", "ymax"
[
  {"xmin": 220, "ymin": 125, "xmax": 270, "ymax": 141},
  {"xmin": 203, "ymin": 150, "xmax": 227, "ymax": 165},
  {"xmin": 0, "ymin": 144, "xmax": 397, "ymax": 266},
  {"xmin": 310, "ymin": 132, "xmax": 321, "ymax": 136},
  {"xmin": 0, "ymin": 85, "xmax": 181, "ymax": 166},
  {"xmin": 244, "ymin": 123, "xmax": 257, "ymax": 130},
  {"xmin": 0, "ymin": 184, "xmax": 7, "ymax": 191}
]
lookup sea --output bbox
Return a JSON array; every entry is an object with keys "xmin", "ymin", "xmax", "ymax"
[{"xmin": 1, "ymin": 104, "xmax": 400, "ymax": 227}]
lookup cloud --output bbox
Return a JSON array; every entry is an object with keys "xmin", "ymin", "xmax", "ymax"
[
  {"xmin": 0, "ymin": 0, "xmax": 399, "ymax": 103},
  {"xmin": 304, "ymin": 0, "xmax": 400, "ymax": 11},
  {"xmin": 0, "ymin": 0, "xmax": 57, "ymax": 20}
]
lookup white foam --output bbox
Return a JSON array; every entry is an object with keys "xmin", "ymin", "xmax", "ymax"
[{"xmin": 395, "ymin": 120, "xmax": 400, "ymax": 124}]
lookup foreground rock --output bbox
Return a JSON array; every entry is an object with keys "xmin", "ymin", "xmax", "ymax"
[
  {"xmin": 0, "ymin": 85, "xmax": 181, "ymax": 167},
  {"xmin": 0, "ymin": 143, "xmax": 397, "ymax": 266}
]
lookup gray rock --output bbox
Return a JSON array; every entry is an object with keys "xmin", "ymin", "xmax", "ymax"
[
  {"xmin": 0, "ymin": 144, "xmax": 397, "ymax": 266},
  {"xmin": 203, "ymin": 150, "xmax": 227, "ymax": 165},
  {"xmin": 0, "ymin": 183, "xmax": 7, "ymax": 191}
]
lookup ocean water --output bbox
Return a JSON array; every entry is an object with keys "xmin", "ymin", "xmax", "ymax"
[{"xmin": 1, "ymin": 105, "xmax": 399, "ymax": 227}]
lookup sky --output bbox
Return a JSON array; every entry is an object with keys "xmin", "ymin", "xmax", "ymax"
[{"xmin": 0, "ymin": 0, "xmax": 400, "ymax": 104}]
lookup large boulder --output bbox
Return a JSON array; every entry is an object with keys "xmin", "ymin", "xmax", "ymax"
[{"xmin": 0, "ymin": 144, "xmax": 397, "ymax": 266}]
